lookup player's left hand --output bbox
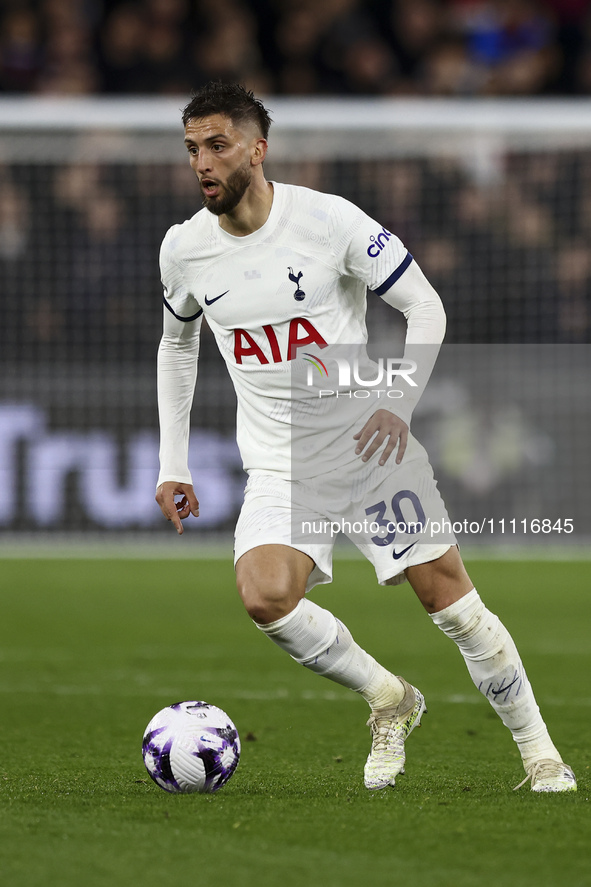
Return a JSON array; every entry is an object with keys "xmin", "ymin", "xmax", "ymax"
[{"xmin": 353, "ymin": 409, "xmax": 408, "ymax": 465}]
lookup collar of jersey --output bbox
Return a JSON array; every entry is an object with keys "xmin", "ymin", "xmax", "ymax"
[{"xmin": 213, "ymin": 182, "xmax": 282, "ymax": 243}]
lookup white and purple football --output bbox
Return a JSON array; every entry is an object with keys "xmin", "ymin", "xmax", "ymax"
[{"xmin": 142, "ymin": 701, "xmax": 241, "ymax": 794}]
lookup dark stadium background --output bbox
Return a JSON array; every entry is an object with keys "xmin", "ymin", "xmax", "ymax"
[
  {"xmin": 1, "ymin": 0, "xmax": 590, "ymax": 98},
  {"xmin": 0, "ymin": 0, "xmax": 589, "ymax": 541},
  {"xmin": 0, "ymin": 6, "xmax": 588, "ymax": 887}
]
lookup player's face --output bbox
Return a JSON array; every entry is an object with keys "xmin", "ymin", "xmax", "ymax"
[{"xmin": 184, "ymin": 114, "xmax": 257, "ymax": 216}]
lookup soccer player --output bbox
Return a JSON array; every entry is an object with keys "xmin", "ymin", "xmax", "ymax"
[{"xmin": 155, "ymin": 82, "xmax": 575, "ymax": 793}]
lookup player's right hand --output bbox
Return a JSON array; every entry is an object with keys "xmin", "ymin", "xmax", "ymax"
[{"xmin": 155, "ymin": 482, "xmax": 199, "ymax": 535}]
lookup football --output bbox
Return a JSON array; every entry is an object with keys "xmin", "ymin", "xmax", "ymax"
[{"xmin": 142, "ymin": 701, "xmax": 241, "ymax": 794}]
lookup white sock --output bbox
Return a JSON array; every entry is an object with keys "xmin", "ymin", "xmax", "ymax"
[
  {"xmin": 430, "ymin": 588, "xmax": 561, "ymax": 767},
  {"xmin": 256, "ymin": 598, "xmax": 405, "ymax": 710}
]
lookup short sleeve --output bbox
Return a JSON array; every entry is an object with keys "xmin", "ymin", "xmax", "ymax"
[
  {"xmin": 329, "ymin": 196, "xmax": 412, "ymax": 294},
  {"xmin": 160, "ymin": 225, "xmax": 202, "ymax": 322}
]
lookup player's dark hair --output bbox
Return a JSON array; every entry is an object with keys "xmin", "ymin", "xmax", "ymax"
[{"xmin": 182, "ymin": 82, "xmax": 272, "ymax": 139}]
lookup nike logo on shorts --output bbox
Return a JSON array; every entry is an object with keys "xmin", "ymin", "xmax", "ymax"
[
  {"xmin": 392, "ymin": 541, "xmax": 417, "ymax": 560},
  {"xmin": 204, "ymin": 290, "xmax": 229, "ymax": 306}
]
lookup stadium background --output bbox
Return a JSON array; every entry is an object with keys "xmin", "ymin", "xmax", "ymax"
[
  {"xmin": 0, "ymin": 6, "xmax": 589, "ymax": 887},
  {"xmin": 0, "ymin": 0, "xmax": 590, "ymax": 547}
]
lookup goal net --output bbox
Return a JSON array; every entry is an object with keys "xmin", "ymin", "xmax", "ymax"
[{"xmin": 0, "ymin": 97, "xmax": 589, "ymax": 548}]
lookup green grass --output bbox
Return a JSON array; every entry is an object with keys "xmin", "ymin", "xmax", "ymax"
[{"xmin": 0, "ymin": 558, "xmax": 589, "ymax": 887}]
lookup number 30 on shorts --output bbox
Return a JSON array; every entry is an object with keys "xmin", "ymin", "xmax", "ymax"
[{"xmin": 365, "ymin": 491, "xmax": 427, "ymax": 548}]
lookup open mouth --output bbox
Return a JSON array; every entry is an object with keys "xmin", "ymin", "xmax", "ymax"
[{"xmin": 201, "ymin": 178, "xmax": 220, "ymax": 198}]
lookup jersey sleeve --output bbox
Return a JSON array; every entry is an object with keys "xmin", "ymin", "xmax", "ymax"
[
  {"xmin": 157, "ymin": 226, "xmax": 203, "ymax": 487},
  {"xmin": 160, "ymin": 225, "xmax": 203, "ymax": 322},
  {"xmin": 329, "ymin": 196, "xmax": 412, "ymax": 294}
]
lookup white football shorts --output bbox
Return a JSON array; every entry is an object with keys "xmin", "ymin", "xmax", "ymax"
[{"xmin": 234, "ymin": 433, "xmax": 456, "ymax": 592}]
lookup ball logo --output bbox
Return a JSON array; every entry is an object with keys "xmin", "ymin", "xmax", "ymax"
[
  {"xmin": 367, "ymin": 227, "xmax": 392, "ymax": 258},
  {"xmin": 186, "ymin": 703, "xmax": 208, "ymax": 717}
]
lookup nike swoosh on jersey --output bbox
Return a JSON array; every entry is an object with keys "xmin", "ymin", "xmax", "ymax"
[
  {"xmin": 391, "ymin": 541, "xmax": 417, "ymax": 560},
  {"xmin": 204, "ymin": 290, "xmax": 229, "ymax": 306}
]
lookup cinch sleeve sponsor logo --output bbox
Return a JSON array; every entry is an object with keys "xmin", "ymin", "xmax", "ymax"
[{"xmin": 367, "ymin": 227, "xmax": 393, "ymax": 258}]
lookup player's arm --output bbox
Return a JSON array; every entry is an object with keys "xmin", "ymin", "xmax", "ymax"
[
  {"xmin": 377, "ymin": 255, "xmax": 446, "ymax": 346},
  {"xmin": 332, "ymin": 198, "xmax": 446, "ymax": 464},
  {"xmin": 354, "ymin": 257, "xmax": 446, "ymax": 465},
  {"xmin": 156, "ymin": 304, "xmax": 202, "ymax": 534}
]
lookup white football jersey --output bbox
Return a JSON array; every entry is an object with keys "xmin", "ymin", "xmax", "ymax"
[{"xmin": 159, "ymin": 183, "xmax": 414, "ymax": 478}]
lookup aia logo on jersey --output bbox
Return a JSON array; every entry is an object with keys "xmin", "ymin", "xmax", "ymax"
[
  {"xmin": 288, "ymin": 267, "xmax": 305, "ymax": 300},
  {"xmin": 367, "ymin": 227, "xmax": 392, "ymax": 258},
  {"xmin": 234, "ymin": 319, "xmax": 327, "ymax": 365}
]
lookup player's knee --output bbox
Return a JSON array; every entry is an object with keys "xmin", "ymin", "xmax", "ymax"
[
  {"xmin": 406, "ymin": 546, "xmax": 474, "ymax": 613},
  {"xmin": 236, "ymin": 546, "xmax": 311, "ymax": 623},
  {"xmin": 236, "ymin": 573, "xmax": 299, "ymax": 624}
]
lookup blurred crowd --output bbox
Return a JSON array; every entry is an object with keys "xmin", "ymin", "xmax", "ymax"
[
  {"xmin": 1, "ymin": 0, "xmax": 591, "ymax": 359},
  {"xmin": 1, "ymin": 146, "xmax": 590, "ymax": 363},
  {"xmin": 1, "ymin": 0, "xmax": 591, "ymax": 97}
]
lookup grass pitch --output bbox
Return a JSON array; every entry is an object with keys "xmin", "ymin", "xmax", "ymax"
[{"xmin": 0, "ymin": 557, "xmax": 589, "ymax": 887}]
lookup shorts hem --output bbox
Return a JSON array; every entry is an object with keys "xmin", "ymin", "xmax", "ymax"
[{"xmin": 377, "ymin": 543, "xmax": 454, "ymax": 586}]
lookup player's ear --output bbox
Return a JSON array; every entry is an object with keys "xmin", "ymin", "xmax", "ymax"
[{"xmin": 251, "ymin": 138, "xmax": 268, "ymax": 167}]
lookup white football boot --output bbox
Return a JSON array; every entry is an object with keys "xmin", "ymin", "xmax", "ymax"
[
  {"xmin": 364, "ymin": 678, "xmax": 426, "ymax": 790},
  {"xmin": 513, "ymin": 759, "xmax": 577, "ymax": 792}
]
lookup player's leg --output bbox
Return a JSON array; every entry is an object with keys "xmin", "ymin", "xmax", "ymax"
[
  {"xmin": 236, "ymin": 543, "xmax": 405, "ymax": 708},
  {"xmin": 236, "ymin": 543, "xmax": 416, "ymax": 788},
  {"xmin": 404, "ymin": 546, "xmax": 576, "ymax": 791},
  {"xmin": 236, "ymin": 543, "xmax": 310, "ymax": 624}
]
